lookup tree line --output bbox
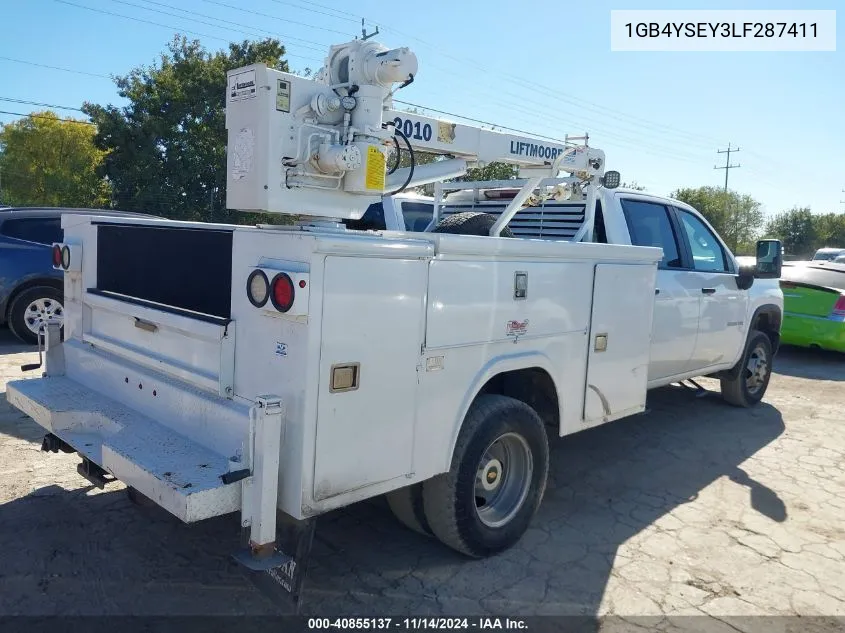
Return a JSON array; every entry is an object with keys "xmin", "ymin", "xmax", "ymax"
[{"xmin": 1, "ymin": 35, "xmax": 842, "ymax": 256}]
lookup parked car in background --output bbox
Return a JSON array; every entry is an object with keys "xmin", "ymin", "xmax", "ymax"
[
  {"xmin": 779, "ymin": 260, "xmax": 845, "ymax": 353},
  {"xmin": 812, "ymin": 247, "xmax": 845, "ymax": 262},
  {"xmin": 0, "ymin": 207, "xmax": 156, "ymax": 344}
]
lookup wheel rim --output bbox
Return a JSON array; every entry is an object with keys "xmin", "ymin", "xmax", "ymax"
[
  {"xmin": 474, "ymin": 432, "xmax": 533, "ymax": 528},
  {"xmin": 745, "ymin": 343, "xmax": 769, "ymax": 395},
  {"xmin": 23, "ymin": 297, "xmax": 64, "ymax": 336}
]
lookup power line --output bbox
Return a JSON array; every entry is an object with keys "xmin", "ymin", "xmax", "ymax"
[
  {"xmin": 200, "ymin": 0, "xmax": 351, "ymax": 36},
  {"xmin": 0, "ymin": 97, "xmax": 84, "ymax": 112},
  {"xmin": 392, "ymin": 100, "xmax": 568, "ymax": 144},
  {"xmin": 6, "ymin": 5, "xmax": 721, "ymax": 160},
  {"xmin": 0, "ymin": 110, "xmax": 96, "ymax": 125},
  {"xmin": 54, "ymin": 0, "xmax": 235, "ymax": 42},
  {"xmin": 53, "ymin": 0, "xmax": 321, "ymax": 63},
  {"xmin": 0, "ymin": 55, "xmax": 111, "ymax": 79},
  {"xmin": 127, "ymin": 0, "xmax": 329, "ymax": 52},
  {"xmin": 267, "ymin": 0, "xmax": 360, "ymax": 24},
  {"xmin": 285, "ymin": 0, "xmax": 362, "ymax": 21}
]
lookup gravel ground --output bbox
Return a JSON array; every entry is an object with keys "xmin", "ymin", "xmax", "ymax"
[{"xmin": 1, "ymin": 328, "xmax": 844, "ymax": 627}]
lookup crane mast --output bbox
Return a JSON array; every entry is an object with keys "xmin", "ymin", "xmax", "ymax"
[{"xmin": 225, "ymin": 37, "xmax": 616, "ymax": 234}]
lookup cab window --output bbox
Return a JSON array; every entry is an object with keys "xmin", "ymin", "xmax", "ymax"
[
  {"xmin": 0, "ymin": 217, "xmax": 63, "ymax": 245},
  {"xmin": 676, "ymin": 210, "xmax": 729, "ymax": 273},
  {"xmin": 343, "ymin": 202, "xmax": 386, "ymax": 231},
  {"xmin": 620, "ymin": 199, "xmax": 682, "ymax": 269},
  {"xmin": 401, "ymin": 202, "xmax": 434, "ymax": 232}
]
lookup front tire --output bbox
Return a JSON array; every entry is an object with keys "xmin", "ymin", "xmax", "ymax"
[
  {"xmin": 7, "ymin": 285, "xmax": 64, "ymax": 345},
  {"xmin": 422, "ymin": 394, "xmax": 549, "ymax": 558},
  {"xmin": 720, "ymin": 330, "xmax": 773, "ymax": 407}
]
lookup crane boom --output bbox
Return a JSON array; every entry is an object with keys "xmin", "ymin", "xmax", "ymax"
[{"xmin": 224, "ymin": 37, "xmax": 611, "ymax": 227}]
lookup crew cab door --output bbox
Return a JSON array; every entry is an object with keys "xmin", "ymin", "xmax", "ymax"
[
  {"xmin": 619, "ymin": 197, "xmax": 699, "ymax": 382},
  {"xmin": 670, "ymin": 206, "xmax": 746, "ymax": 370}
]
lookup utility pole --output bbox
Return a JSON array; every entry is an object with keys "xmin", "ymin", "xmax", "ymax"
[{"xmin": 715, "ymin": 144, "xmax": 741, "ymax": 250}]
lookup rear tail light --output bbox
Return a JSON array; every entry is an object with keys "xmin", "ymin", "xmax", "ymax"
[
  {"xmin": 51, "ymin": 242, "xmax": 80, "ymax": 271},
  {"xmin": 832, "ymin": 295, "xmax": 845, "ymax": 318},
  {"xmin": 270, "ymin": 273, "xmax": 295, "ymax": 313},
  {"xmin": 247, "ymin": 268, "xmax": 308, "ymax": 315},
  {"xmin": 246, "ymin": 269, "xmax": 269, "ymax": 307}
]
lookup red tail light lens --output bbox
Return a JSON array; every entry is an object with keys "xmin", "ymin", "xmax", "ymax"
[
  {"xmin": 832, "ymin": 295, "xmax": 845, "ymax": 318},
  {"xmin": 52, "ymin": 245, "xmax": 62, "ymax": 267},
  {"xmin": 270, "ymin": 273, "xmax": 295, "ymax": 313}
]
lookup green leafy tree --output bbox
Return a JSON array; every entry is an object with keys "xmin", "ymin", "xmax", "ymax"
[
  {"xmin": 672, "ymin": 186, "xmax": 764, "ymax": 254},
  {"xmin": 812, "ymin": 212, "xmax": 845, "ymax": 250},
  {"xmin": 84, "ymin": 36, "xmax": 289, "ymax": 223},
  {"xmin": 764, "ymin": 207, "xmax": 817, "ymax": 258},
  {"xmin": 458, "ymin": 162, "xmax": 518, "ymax": 182},
  {"xmin": 0, "ymin": 111, "xmax": 110, "ymax": 207}
]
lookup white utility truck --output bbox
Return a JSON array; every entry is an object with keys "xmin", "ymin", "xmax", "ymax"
[{"xmin": 7, "ymin": 36, "xmax": 782, "ymax": 606}]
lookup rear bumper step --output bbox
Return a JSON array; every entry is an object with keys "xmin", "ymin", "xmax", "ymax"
[{"xmin": 7, "ymin": 376, "xmax": 241, "ymax": 523}]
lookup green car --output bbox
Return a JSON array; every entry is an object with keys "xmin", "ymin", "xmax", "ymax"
[{"xmin": 779, "ymin": 261, "xmax": 845, "ymax": 353}]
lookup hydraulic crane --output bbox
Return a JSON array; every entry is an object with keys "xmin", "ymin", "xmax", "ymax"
[{"xmin": 225, "ymin": 37, "xmax": 619, "ymax": 237}]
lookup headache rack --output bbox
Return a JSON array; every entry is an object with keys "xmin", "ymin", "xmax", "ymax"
[{"xmin": 428, "ymin": 177, "xmax": 597, "ymax": 242}]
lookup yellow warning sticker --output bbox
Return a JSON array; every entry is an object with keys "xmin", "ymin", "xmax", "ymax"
[{"xmin": 365, "ymin": 146, "xmax": 386, "ymax": 191}]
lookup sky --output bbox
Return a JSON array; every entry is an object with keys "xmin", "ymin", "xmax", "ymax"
[{"xmin": 0, "ymin": 0, "xmax": 842, "ymax": 218}]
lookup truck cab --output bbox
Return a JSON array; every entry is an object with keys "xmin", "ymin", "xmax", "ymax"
[
  {"xmin": 343, "ymin": 193, "xmax": 435, "ymax": 232},
  {"xmin": 597, "ymin": 188, "xmax": 782, "ymax": 392}
]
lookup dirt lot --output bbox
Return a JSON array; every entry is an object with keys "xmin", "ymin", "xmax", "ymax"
[{"xmin": 1, "ymin": 328, "xmax": 844, "ymax": 623}]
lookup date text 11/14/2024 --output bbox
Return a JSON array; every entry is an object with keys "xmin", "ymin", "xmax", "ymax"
[{"xmin": 308, "ymin": 618, "xmax": 528, "ymax": 630}]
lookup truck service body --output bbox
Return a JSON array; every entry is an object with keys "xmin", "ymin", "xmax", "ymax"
[{"xmin": 6, "ymin": 35, "xmax": 783, "ymax": 606}]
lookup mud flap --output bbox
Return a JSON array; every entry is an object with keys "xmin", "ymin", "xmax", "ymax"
[{"xmin": 234, "ymin": 513, "xmax": 316, "ymax": 614}]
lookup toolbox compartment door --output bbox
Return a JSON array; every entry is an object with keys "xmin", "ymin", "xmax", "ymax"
[
  {"xmin": 313, "ymin": 256, "xmax": 427, "ymax": 501},
  {"xmin": 583, "ymin": 262, "xmax": 657, "ymax": 426}
]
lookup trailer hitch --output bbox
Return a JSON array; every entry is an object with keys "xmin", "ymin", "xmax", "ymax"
[
  {"xmin": 76, "ymin": 457, "xmax": 116, "ymax": 490},
  {"xmin": 41, "ymin": 433, "xmax": 75, "ymax": 454}
]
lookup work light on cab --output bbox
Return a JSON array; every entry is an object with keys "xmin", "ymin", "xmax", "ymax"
[
  {"xmin": 602, "ymin": 170, "xmax": 621, "ymax": 189},
  {"xmin": 246, "ymin": 269, "xmax": 270, "ymax": 308},
  {"xmin": 270, "ymin": 273, "xmax": 295, "ymax": 313}
]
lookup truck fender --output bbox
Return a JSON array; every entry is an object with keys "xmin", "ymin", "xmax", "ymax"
[
  {"xmin": 445, "ymin": 350, "xmax": 560, "ymax": 470},
  {"xmin": 723, "ymin": 303, "xmax": 782, "ymax": 378}
]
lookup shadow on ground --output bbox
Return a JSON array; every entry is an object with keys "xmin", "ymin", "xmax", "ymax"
[
  {"xmin": 0, "ymin": 327, "xmax": 35, "ymax": 355},
  {"xmin": 773, "ymin": 345, "xmax": 845, "ymax": 381},
  {"xmin": 0, "ymin": 383, "xmax": 785, "ymax": 616}
]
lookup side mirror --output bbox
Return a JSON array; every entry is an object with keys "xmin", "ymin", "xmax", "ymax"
[{"xmin": 754, "ymin": 239, "xmax": 783, "ymax": 279}]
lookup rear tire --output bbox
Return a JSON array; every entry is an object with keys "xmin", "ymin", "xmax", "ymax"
[
  {"xmin": 432, "ymin": 212, "xmax": 515, "ymax": 237},
  {"xmin": 7, "ymin": 285, "xmax": 64, "ymax": 345},
  {"xmin": 422, "ymin": 394, "xmax": 549, "ymax": 558},
  {"xmin": 386, "ymin": 483, "xmax": 433, "ymax": 537},
  {"xmin": 720, "ymin": 330, "xmax": 773, "ymax": 407}
]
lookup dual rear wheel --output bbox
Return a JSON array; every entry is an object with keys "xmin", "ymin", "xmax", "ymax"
[{"xmin": 386, "ymin": 394, "xmax": 549, "ymax": 558}]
